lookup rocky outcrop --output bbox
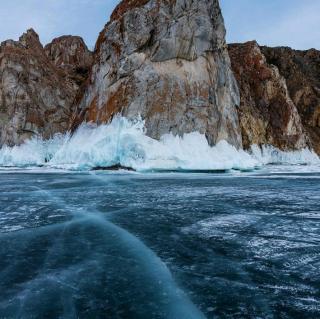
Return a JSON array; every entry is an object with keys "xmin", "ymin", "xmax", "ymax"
[
  {"xmin": 261, "ymin": 46, "xmax": 320, "ymax": 154},
  {"xmin": 45, "ymin": 36, "xmax": 93, "ymax": 89},
  {"xmin": 0, "ymin": 30, "xmax": 91, "ymax": 146},
  {"xmin": 228, "ymin": 41, "xmax": 309, "ymax": 151},
  {"xmin": 1, "ymin": 1, "xmax": 318, "ymax": 156},
  {"xmin": 72, "ymin": 0, "xmax": 242, "ymax": 148}
]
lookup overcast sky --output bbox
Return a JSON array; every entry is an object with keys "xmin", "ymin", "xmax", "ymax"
[{"xmin": 0, "ymin": 0, "xmax": 319, "ymax": 50}]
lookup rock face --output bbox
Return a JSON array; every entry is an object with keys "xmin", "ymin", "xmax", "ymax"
[
  {"xmin": 0, "ymin": 30, "xmax": 91, "ymax": 146},
  {"xmin": 261, "ymin": 46, "xmax": 320, "ymax": 154},
  {"xmin": 228, "ymin": 42, "xmax": 309, "ymax": 151},
  {"xmin": 1, "ymin": 1, "xmax": 319, "ymax": 155},
  {"xmin": 73, "ymin": 0, "xmax": 242, "ymax": 148},
  {"xmin": 45, "ymin": 35, "xmax": 93, "ymax": 89}
]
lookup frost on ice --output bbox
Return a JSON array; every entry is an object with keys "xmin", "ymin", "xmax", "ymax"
[{"xmin": 0, "ymin": 116, "xmax": 318, "ymax": 171}]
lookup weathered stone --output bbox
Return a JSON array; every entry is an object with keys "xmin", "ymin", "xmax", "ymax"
[
  {"xmin": 45, "ymin": 35, "xmax": 93, "ymax": 89},
  {"xmin": 72, "ymin": 0, "xmax": 242, "ymax": 148},
  {"xmin": 228, "ymin": 41, "xmax": 309, "ymax": 151},
  {"xmin": 2, "ymin": 1, "xmax": 318, "ymax": 156},
  {"xmin": 0, "ymin": 30, "xmax": 92, "ymax": 146},
  {"xmin": 261, "ymin": 46, "xmax": 320, "ymax": 154}
]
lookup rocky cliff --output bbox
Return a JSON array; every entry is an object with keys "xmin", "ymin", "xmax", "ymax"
[
  {"xmin": 261, "ymin": 46, "xmax": 320, "ymax": 154},
  {"xmin": 72, "ymin": 0, "xmax": 242, "ymax": 148},
  {"xmin": 228, "ymin": 42, "xmax": 309, "ymax": 151},
  {"xmin": 45, "ymin": 35, "xmax": 93, "ymax": 89},
  {"xmin": 0, "ymin": 30, "xmax": 92, "ymax": 146},
  {"xmin": 1, "ymin": 0, "xmax": 319, "ymax": 156}
]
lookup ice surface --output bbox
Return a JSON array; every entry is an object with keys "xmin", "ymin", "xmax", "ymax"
[
  {"xmin": 250, "ymin": 144, "xmax": 320, "ymax": 165},
  {"xmin": 0, "ymin": 116, "xmax": 319, "ymax": 171},
  {"xmin": 1, "ymin": 171, "xmax": 320, "ymax": 317}
]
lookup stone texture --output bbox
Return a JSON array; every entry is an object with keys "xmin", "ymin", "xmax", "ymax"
[
  {"xmin": 45, "ymin": 35, "xmax": 93, "ymax": 89},
  {"xmin": 228, "ymin": 41, "xmax": 309, "ymax": 151},
  {"xmin": 2, "ymin": 1, "xmax": 318, "ymax": 155},
  {"xmin": 0, "ymin": 30, "xmax": 91, "ymax": 146},
  {"xmin": 261, "ymin": 46, "xmax": 320, "ymax": 154},
  {"xmin": 72, "ymin": 0, "xmax": 242, "ymax": 148}
]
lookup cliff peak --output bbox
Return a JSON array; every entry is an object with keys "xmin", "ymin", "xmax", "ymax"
[
  {"xmin": 19, "ymin": 28, "xmax": 43, "ymax": 50},
  {"xmin": 45, "ymin": 35, "xmax": 93, "ymax": 88},
  {"xmin": 110, "ymin": 0, "xmax": 150, "ymax": 21},
  {"xmin": 0, "ymin": 31, "xmax": 92, "ymax": 146},
  {"xmin": 73, "ymin": 0, "xmax": 242, "ymax": 148}
]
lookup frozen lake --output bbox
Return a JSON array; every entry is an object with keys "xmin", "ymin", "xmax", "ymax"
[{"xmin": 0, "ymin": 168, "xmax": 319, "ymax": 318}]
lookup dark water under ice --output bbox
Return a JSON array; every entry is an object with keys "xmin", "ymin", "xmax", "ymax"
[{"xmin": 0, "ymin": 168, "xmax": 319, "ymax": 318}]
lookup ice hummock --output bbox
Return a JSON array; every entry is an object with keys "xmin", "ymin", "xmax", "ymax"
[
  {"xmin": 0, "ymin": 116, "xmax": 319, "ymax": 171},
  {"xmin": 250, "ymin": 144, "xmax": 320, "ymax": 165}
]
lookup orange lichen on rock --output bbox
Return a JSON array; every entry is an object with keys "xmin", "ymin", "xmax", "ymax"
[
  {"xmin": 111, "ymin": 0, "xmax": 150, "ymax": 21},
  {"xmin": 229, "ymin": 41, "xmax": 309, "ymax": 150},
  {"xmin": 72, "ymin": 0, "xmax": 244, "ymax": 148},
  {"xmin": 0, "ymin": 29, "xmax": 92, "ymax": 146}
]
